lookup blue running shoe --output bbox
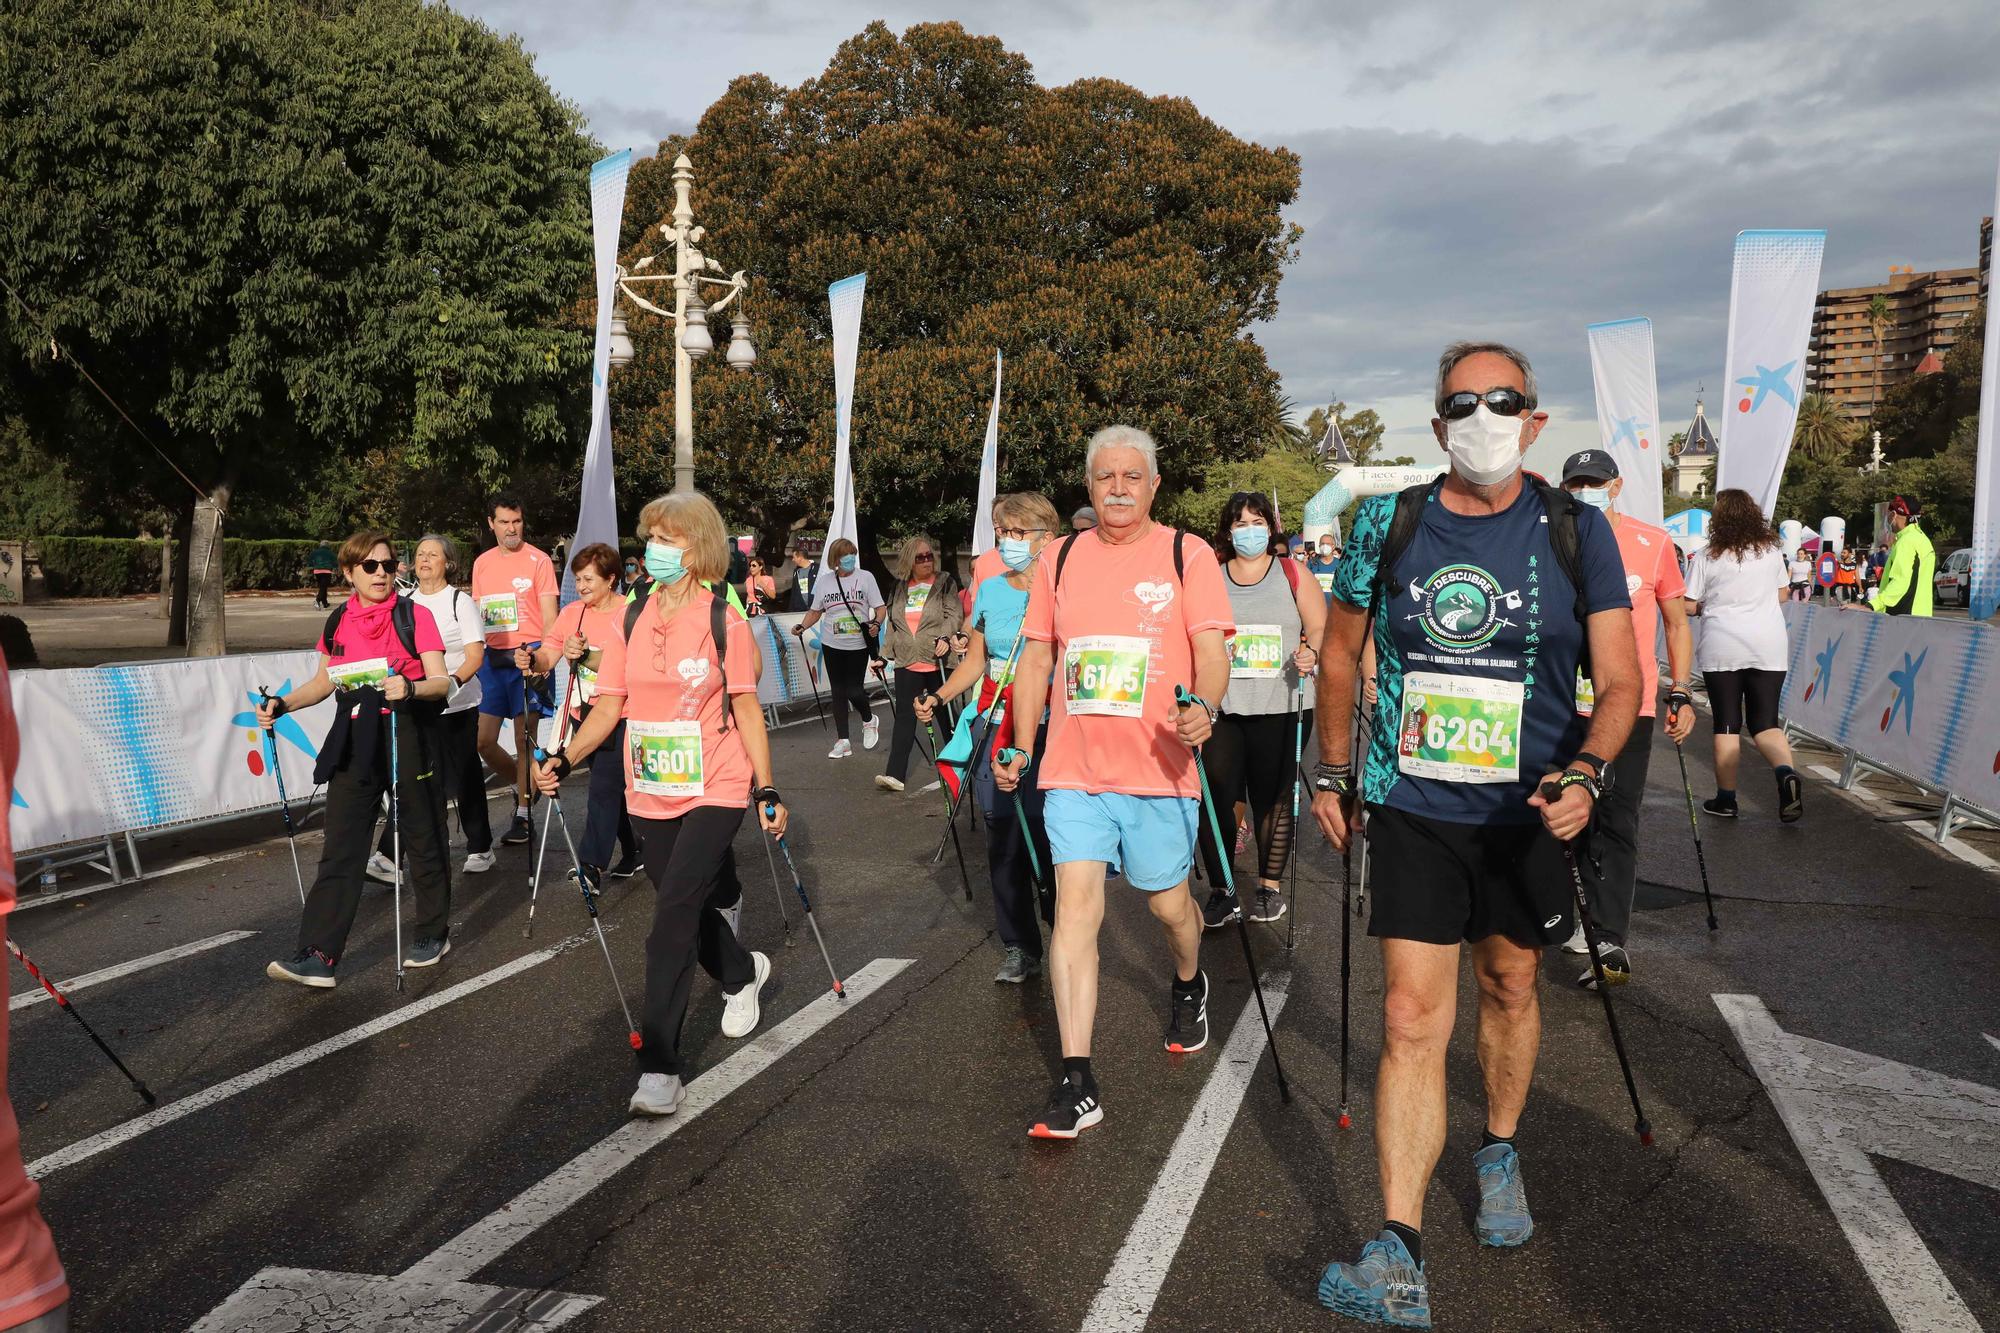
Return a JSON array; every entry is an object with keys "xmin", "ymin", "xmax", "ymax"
[
  {"xmin": 1317, "ymin": 1230, "xmax": 1430, "ymax": 1328},
  {"xmin": 1472, "ymin": 1142, "xmax": 1534, "ymax": 1246}
]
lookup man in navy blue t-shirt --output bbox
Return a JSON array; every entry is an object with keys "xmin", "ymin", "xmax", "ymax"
[{"xmin": 1306, "ymin": 341, "xmax": 1640, "ymax": 1327}]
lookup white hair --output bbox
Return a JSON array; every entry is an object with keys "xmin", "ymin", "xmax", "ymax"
[{"xmin": 1083, "ymin": 424, "xmax": 1158, "ymax": 483}]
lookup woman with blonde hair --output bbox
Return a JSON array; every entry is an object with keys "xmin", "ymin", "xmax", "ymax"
[
  {"xmin": 535, "ymin": 492, "xmax": 789, "ymax": 1115},
  {"xmin": 875, "ymin": 532, "xmax": 964, "ymax": 792},
  {"xmin": 792, "ymin": 535, "xmax": 885, "ymax": 758}
]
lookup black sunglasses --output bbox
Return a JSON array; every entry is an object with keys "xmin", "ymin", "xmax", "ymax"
[
  {"xmin": 1439, "ymin": 387, "xmax": 1531, "ymax": 421},
  {"xmin": 357, "ymin": 558, "xmax": 400, "ymax": 575}
]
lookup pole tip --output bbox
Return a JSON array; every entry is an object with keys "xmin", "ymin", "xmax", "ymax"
[
  {"xmin": 1707, "ymin": 916, "xmax": 1719, "ymax": 931},
  {"xmin": 833, "ymin": 982, "xmax": 846, "ymax": 998},
  {"xmin": 628, "ymin": 1031, "xmax": 643, "ymax": 1050},
  {"xmin": 1337, "ymin": 1111, "xmax": 1351, "ymax": 1129},
  {"xmin": 1637, "ymin": 1120, "xmax": 1654, "ymax": 1146},
  {"xmin": 139, "ymin": 1087, "xmax": 158, "ymax": 1105}
]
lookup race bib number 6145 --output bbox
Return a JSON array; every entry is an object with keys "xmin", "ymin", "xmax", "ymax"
[{"xmin": 1064, "ymin": 635, "xmax": 1149, "ymax": 718}]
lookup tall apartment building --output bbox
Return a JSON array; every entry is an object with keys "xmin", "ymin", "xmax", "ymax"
[{"xmin": 1805, "ymin": 261, "xmax": 1982, "ymax": 419}]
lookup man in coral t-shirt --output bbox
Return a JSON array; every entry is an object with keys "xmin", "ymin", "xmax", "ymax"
[
  {"xmin": 1559, "ymin": 451, "xmax": 1693, "ymax": 987},
  {"xmin": 0, "ymin": 653, "xmax": 71, "ymax": 1331},
  {"xmin": 997, "ymin": 425, "xmax": 1232, "ymax": 1141},
  {"xmin": 471, "ymin": 493, "xmax": 560, "ymax": 846}
]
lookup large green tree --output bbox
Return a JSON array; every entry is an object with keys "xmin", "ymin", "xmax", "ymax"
[
  {"xmin": 607, "ymin": 22, "xmax": 1301, "ymax": 565},
  {"xmin": 0, "ymin": 0, "xmax": 595, "ymax": 648}
]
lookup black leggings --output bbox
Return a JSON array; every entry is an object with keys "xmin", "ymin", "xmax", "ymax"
[
  {"xmin": 884, "ymin": 668, "xmax": 939, "ymax": 780},
  {"xmin": 632, "ymin": 805, "xmax": 757, "ymax": 1076},
  {"xmin": 1706, "ymin": 668, "xmax": 1784, "ymax": 736},
  {"xmin": 1194, "ymin": 708, "xmax": 1312, "ymax": 888},
  {"xmin": 822, "ymin": 645, "xmax": 874, "ymax": 740},
  {"xmin": 377, "ymin": 706, "xmax": 490, "ymax": 859}
]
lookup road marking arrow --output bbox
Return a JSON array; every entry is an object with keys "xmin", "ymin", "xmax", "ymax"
[
  {"xmin": 190, "ymin": 957, "xmax": 912, "ymax": 1332},
  {"xmin": 1716, "ymin": 994, "xmax": 2000, "ymax": 1333}
]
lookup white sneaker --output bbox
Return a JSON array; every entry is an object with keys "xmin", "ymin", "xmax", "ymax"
[
  {"xmin": 862, "ymin": 716, "xmax": 880, "ymax": 750},
  {"xmin": 1561, "ymin": 922, "xmax": 1589, "ymax": 955},
  {"xmin": 828, "ymin": 739, "xmax": 853, "ymax": 759},
  {"xmin": 628, "ymin": 1072, "xmax": 685, "ymax": 1117},
  {"xmin": 720, "ymin": 951, "xmax": 771, "ymax": 1038},
  {"xmin": 462, "ymin": 850, "xmax": 496, "ymax": 874},
  {"xmin": 874, "ymin": 774, "xmax": 904, "ymax": 792},
  {"xmin": 366, "ymin": 852, "xmax": 397, "ymax": 882}
]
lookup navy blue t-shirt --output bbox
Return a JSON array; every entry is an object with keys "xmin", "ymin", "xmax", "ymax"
[{"xmin": 1331, "ymin": 483, "xmax": 1630, "ymax": 825}]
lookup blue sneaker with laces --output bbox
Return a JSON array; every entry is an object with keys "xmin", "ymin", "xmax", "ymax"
[
  {"xmin": 1316, "ymin": 1229, "xmax": 1430, "ymax": 1328},
  {"xmin": 1472, "ymin": 1142, "xmax": 1534, "ymax": 1246}
]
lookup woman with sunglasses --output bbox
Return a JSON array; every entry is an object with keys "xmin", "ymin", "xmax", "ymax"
[
  {"xmin": 915, "ymin": 492, "xmax": 1061, "ymax": 983},
  {"xmin": 534, "ymin": 492, "xmax": 787, "ymax": 1116},
  {"xmin": 258, "ymin": 532, "xmax": 454, "ymax": 987},
  {"xmin": 875, "ymin": 533, "xmax": 964, "ymax": 792},
  {"xmin": 744, "ymin": 556, "xmax": 778, "ymax": 615},
  {"xmin": 1196, "ymin": 492, "xmax": 1325, "ymax": 927}
]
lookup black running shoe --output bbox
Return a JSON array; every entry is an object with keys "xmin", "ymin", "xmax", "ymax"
[
  {"xmin": 1777, "ymin": 770, "xmax": 1803, "ymax": 823},
  {"xmin": 1165, "ymin": 970, "xmax": 1209, "ymax": 1054},
  {"xmin": 501, "ymin": 811, "xmax": 532, "ymax": 845},
  {"xmin": 1027, "ymin": 1075, "xmax": 1103, "ymax": 1140},
  {"xmin": 1201, "ymin": 888, "xmax": 1239, "ymax": 929},
  {"xmin": 1701, "ymin": 796, "xmax": 1738, "ymax": 819},
  {"xmin": 609, "ymin": 850, "xmax": 644, "ymax": 878}
]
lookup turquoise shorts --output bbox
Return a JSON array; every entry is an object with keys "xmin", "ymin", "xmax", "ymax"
[{"xmin": 1042, "ymin": 789, "xmax": 1199, "ymax": 891}]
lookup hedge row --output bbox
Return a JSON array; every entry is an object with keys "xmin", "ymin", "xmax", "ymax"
[{"xmin": 34, "ymin": 538, "xmax": 323, "ymax": 597}]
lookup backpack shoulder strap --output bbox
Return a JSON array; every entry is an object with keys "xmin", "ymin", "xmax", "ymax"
[
  {"xmin": 1533, "ymin": 481, "xmax": 1595, "ymax": 674},
  {"xmin": 392, "ymin": 595, "xmax": 421, "ymax": 662},
  {"xmin": 322, "ymin": 605, "xmax": 344, "ymax": 655},
  {"xmin": 1279, "ymin": 551, "xmax": 1300, "ymax": 592},
  {"xmin": 1051, "ymin": 533, "xmax": 1081, "ymax": 592},
  {"xmin": 622, "ymin": 587, "xmax": 648, "ymax": 643},
  {"xmin": 1172, "ymin": 529, "xmax": 1187, "ymax": 584},
  {"xmin": 1374, "ymin": 481, "xmax": 1438, "ymax": 610}
]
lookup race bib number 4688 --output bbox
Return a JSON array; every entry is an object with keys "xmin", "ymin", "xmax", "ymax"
[{"xmin": 1064, "ymin": 635, "xmax": 1149, "ymax": 717}]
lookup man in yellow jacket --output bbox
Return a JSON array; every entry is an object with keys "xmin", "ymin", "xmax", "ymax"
[{"xmin": 1865, "ymin": 496, "xmax": 1935, "ymax": 617}]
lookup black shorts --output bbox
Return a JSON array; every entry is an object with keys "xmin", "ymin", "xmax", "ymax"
[
  {"xmin": 1705, "ymin": 668, "xmax": 1784, "ymax": 735},
  {"xmin": 1364, "ymin": 804, "xmax": 1572, "ymax": 949}
]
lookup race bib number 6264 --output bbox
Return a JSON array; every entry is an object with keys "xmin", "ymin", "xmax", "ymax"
[{"xmin": 1396, "ymin": 672, "xmax": 1523, "ymax": 784}]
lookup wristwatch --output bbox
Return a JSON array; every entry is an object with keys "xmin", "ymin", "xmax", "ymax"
[
  {"xmin": 1313, "ymin": 762, "xmax": 1354, "ymax": 797},
  {"xmin": 1570, "ymin": 751, "xmax": 1608, "ymax": 781}
]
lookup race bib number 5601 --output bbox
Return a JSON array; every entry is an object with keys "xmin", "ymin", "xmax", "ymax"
[
  {"xmin": 1396, "ymin": 672, "xmax": 1523, "ymax": 784},
  {"xmin": 628, "ymin": 719, "xmax": 704, "ymax": 797},
  {"xmin": 1064, "ymin": 635, "xmax": 1149, "ymax": 717}
]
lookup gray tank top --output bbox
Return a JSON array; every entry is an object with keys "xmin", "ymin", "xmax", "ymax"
[{"xmin": 1220, "ymin": 556, "xmax": 1304, "ymax": 716}]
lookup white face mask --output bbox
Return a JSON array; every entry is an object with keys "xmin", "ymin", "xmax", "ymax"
[{"xmin": 1444, "ymin": 405, "xmax": 1525, "ymax": 486}]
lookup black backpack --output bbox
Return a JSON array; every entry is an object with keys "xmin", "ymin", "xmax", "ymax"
[
  {"xmin": 619, "ymin": 583, "xmax": 736, "ymax": 732},
  {"xmin": 1049, "ymin": 526, "xmax": 1191, "ymax": 592},
  {"xmin": 1372, "ymin": 478, "xmax": 1593, "ymax": 676}
]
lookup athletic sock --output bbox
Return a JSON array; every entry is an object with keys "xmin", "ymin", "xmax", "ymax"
[
  {"xmin": 1061, "ymin": 1056, "xmax": 1095, "ymax": 1091},
  {"xmin": 1481, "ymin": 1128, "xmax": 1514, "ymax": 1152},
  {"xmin": 1714, "ymin": 788, "xmax": 1736, "ymax": 805},
  {"xmin": 1383, "ymin": 1220, "xmax": 1422, "ymax": 1265},
  {"xmin": 1774, "ymin": 765, "xmax": 1797, "ymax": 781},
  {"xmin": 1172, "ymin": 973, "xmax": 1203, "ymax": 998}
]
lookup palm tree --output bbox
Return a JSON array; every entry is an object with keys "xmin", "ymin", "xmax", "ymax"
[
  {"xmin": 1866, "ymin": 292, "xmax": 1893, "ymax": 415},
  {"xmin": 1792, "ymin": 392, "xmax": 1855, "ymax": 463}
]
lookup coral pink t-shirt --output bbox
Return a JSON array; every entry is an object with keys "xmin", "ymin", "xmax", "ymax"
[
  {"xmin": 0, "ymin": 654, "xmax": 72, "ymax": 1327},
  {"xmin": 471, "ymin": 544, "xmax": 558, "ymax": 650},
  {"xmin": 1022, "ymin": 524, "xmax": 1233, "ymax": 798},
  {"xmin": 593, "ymin": 587, "xmax": 757, "ymax": 821},
  {"xmin": 547, "ymin": 597, "xmax": 627, "ymax": 725},
  {"xmin": 1595, "ymin": 516, "xmax": 1684, "ymax": 719}
]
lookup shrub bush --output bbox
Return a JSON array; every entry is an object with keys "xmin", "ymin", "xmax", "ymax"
[{"xmin": 36, "ymin": 537, "xmax": 319, "ymax": 596}]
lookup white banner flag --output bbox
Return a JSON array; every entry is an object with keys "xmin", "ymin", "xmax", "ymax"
[
  {"xmin": 565, "ymin": 148, "xmax": 633, "ymax": 604},
  {"xmin": 1586, "ymin": 317, "xmax": 1665, "ymax": 528},
  {"xmin": 971, "ymin": 351, "xmax": 1002, "ymax": 556},
  {"xmin": 1717, "ymin": 229, "xmax": 1826, "ymax": 516},
  {"xmin": 821, "ymin": 273, "xmax": 867, "ymax": 577},
  {"xmin": 1972, "ymin": 154, "xmax": 2000, "ymax": 621}
]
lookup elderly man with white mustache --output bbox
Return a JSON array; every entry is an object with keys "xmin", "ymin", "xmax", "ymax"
[{"xmin": 996, "ymin": 424, "xmax": 1234, "ymax": 1140}]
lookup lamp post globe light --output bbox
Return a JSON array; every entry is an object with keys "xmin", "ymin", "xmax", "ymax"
[{"xmin": 613, "ymin": 153, "xmax": 756, "ymax": 493}]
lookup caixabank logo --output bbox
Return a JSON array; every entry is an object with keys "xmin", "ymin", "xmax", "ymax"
[
  {"xmin": 229, "ymin": 678, "xmax": 319, "ymax": 777},
  {"xmin": 1803, "ymin": 633, "xmax": 1841, "ymax": 703},
  {"xmin": 1880, "ymin": 649, "xmax": 1926, "ymax": 734}
]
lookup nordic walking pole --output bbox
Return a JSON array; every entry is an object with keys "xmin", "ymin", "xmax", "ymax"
[
  {"xmin": 918, "ymin": 705, "xmax": 975, "ymax": 900},
  {"xmin": 538, "ymin": 758, "xmax": 641, "ymax": 1049},
  {"xmin": 6, "ymin": 936, "xmax": 155, "ymax": 1105},
  {"xmin": 1180, "ymin": 686, "xmax": 1292, "ymax": 1104},
  {"xmin": 388, "ymin": 703, "xmax": 405, "ymax": 993},
  {"xmin": 1542, "ymin": 779, "xmax": 1653, "ymax": 1145},
  {"xmin": 524, "ymin": 667, "xmax": 584, "ymax": 938},
  {"xmin": 257, "ymin": 686, "xmax": 307, "ymax": 905},
  {"xmin": 786, "ymin": 625, "xmax": 829, "ymax": 732},
  {"xmin": 996, "ymin": 748, "xmax": 1050, "ymax": 919},
  {"xmin": 932, "ymin": 630, "xmax": 1025, "ymax": 865},
  {"xmin": 1284, "ymin": 680, "xmax": 1304, "ymax": 952},
  {"xmin": 753, "ymin": 798, "xmax": 794, "ymax": 945},
  {"xmin": 1668, "ymin": 689, "xmax": 1718, "ymax": 931},
  {"xmin": 762, "ymin": 799, "xmax": 845, "ymax": 998}
]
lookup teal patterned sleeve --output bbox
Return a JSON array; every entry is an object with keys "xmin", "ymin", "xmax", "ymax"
[{"xmin": 1328, "ymin": 495, "xmax": 1393, "ymax": 610}]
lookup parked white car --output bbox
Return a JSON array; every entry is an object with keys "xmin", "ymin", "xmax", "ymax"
[{"xmin": 1933, "ymin": 547, "xmax": 1971, "ymax": 606}]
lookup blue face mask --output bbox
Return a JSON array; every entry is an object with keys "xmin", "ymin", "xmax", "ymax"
[
  {"xmin": 999, "ymin": 537, "xmax": 1034, "ymax": 571},
  {"xmin": 644, "ymin": 540, "xmax": 688, "ymax": 585},
  {"xmin": 1576, "ymin": 486, "xmax": 1612, "ymax": 511},
  {"xmin": 1231, "ymin": 525, "xmax": 1271, "ymax": 558},
  {"xmin": 837, "ymin": 554, "xmax": 858, "ymax": 575}
]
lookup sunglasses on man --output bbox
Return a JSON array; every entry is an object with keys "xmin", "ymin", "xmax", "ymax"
[{"xmin": 1438, "ymin": 387, "xmax": 1532, "ymax": 421}]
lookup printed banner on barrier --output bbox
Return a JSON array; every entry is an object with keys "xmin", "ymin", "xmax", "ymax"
[
  {"xmin": 12, "ymin": 653, "xmax": 330, "ymax": 854},
  {"xmin": 1717, "ymin": 230, "xmax": 1826, "ymax": 517},
  {"xmin": 1586, "ymin": 317, "xmax": 1665, "ymax": 528},
  {"xmin": 1972, "ymin": 152, "xmax": 2000, "ymax": 621}
]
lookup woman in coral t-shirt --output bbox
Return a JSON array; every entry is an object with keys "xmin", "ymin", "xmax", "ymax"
[{"xmin": 535, "ymin": 493, "xmax": 788, "ymax": 1117}]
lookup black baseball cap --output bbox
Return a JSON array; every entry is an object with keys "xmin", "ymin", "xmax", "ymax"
[{"xmin": 1562, "ymin": 449, "xmax": 1619, "ymax": 484}]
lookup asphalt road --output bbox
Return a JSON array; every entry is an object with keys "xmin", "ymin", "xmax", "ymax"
[{"xmin": 8, "ymin": 711, "xmax": 1997, "ymax": 1332}]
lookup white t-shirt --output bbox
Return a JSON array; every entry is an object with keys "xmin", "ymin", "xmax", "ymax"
[
  {"xmin": 410, "ymin": 583, "xmax": 485, "ymax": 713},
  {"xmin": 1686, "ymin": 545, "xmax": 1791, "ymax": 673},
  {"xmin": 1788, "ymin": 556, "xmax": 1811, "ymax": 585},
  {"xmin": 810, "ymin": 569, "xmax": 884, "ymax": 651}
]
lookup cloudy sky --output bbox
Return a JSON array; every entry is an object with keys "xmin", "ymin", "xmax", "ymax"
[{"xmin": 457, "ymin": 0, "xmax": 2000, "ymax": 477}]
